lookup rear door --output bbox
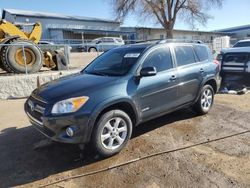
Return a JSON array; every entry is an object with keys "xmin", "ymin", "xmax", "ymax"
[
  {"xmin": 102, "ymin": 38, "xmax": 116, "ymax": 51},
  {"xmin": 174, "ymin": 45, "xmax": 204, "ymax": 105}
]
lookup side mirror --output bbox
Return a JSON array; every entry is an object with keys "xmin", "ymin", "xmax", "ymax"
[
  {"xmin": 96, "ymin": 41, "xmax": 101, "ymax": 44},
  {"xmin": 140, "ymin": 67, "xmax": 157, "ymax": 77}
]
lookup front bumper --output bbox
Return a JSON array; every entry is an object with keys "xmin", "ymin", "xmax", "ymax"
[{"xmin": 25, "ymin": 99, "xmax": 92, "ymax": 144}]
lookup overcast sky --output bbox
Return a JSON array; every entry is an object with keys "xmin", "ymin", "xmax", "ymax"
[{"xmin": 0, "ymin": 0, "xmax": 249, "ymax": 31}]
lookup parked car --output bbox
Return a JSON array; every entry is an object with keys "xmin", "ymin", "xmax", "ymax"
[
  {"xmin": 233, "ymin": 39, "xmax": 250, "ymax": 48},
  {"xmin": 25, "ymin": 41, "xmax": 220, "ymax": 157},
  {"xmin": 78, "ymin": 37, "xmax": 125, "ymax": 52},
  {"xmin": 38, "ymin": 41, "xmax": 72, "ymax": 52},
  {"xmin": 38, "ymin": 41, "xmax": 55, "ymax": 45}
]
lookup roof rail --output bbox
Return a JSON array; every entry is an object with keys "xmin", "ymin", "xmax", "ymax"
[
  {"xmin": 156, "ymin": 39, "xmax": 204, "ymax": 44},
  {"xmin": 135, "ymin": 39, "xmax": 160, "ymax": 44}
]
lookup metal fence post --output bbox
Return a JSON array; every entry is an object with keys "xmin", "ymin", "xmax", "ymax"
[
  {"xmin": 22, "ymin": 44, "xmax": 28, "ymax": 75},
  {"xmin": 64, "ymin": 45, "xmax": 70, "ymax": 71}
]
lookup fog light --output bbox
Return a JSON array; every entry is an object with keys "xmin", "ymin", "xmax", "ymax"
[{"xmin": 66, "ymin": 127, "xmax": 74, "ymax": 137}]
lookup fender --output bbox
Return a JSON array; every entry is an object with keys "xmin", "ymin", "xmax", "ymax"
[
  {"xmin": 194, "ymin": 74, "xmax": 218, "ymax": 103},
  {"xmin": 85, "ymin": 96, "xmax": 139, "ymax": 142},
  {"xmin": 0, "ymin": 36, "xmax": 20, "ymax": 51}
]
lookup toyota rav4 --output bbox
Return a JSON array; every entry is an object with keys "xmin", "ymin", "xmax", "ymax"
[{"xmin": 25, "ymin": 41, "xmax": 220, "ymax": 157}]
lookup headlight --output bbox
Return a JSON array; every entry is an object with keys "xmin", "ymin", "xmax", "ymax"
[{"xmin": 51, "ymin": 96, "xmax": 89, "ymax": 114}]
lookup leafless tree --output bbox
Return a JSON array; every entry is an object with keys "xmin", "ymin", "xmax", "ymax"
[{"xmin": 112, "ymin": 0, "xmax": 224, "ymax": 38}]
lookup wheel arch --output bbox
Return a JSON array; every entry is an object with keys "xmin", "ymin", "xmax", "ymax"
[
  {"xmin": 86, "ymin": 98, "xmax": 139, "ymax": 142},
  {"xmin": 88, "ymin": 46, "xmax": 97, "ymax": 52},
  {"xmin": 195, "ymin": 77, "xmax": 218, "ymax": 103}
]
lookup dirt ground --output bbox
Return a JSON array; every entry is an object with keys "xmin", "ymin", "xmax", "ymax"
[{"xmin": 0, "ymin": 94, "xmax": 249, "ymax": 188}]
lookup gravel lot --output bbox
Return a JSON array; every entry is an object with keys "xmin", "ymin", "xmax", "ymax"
[{"xmin": 0, "ymin": 94, "xmax": 249, "ymax": 187}]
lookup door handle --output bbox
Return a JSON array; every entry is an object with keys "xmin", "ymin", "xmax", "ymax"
[
  {"xmin": 200, "ymin": 68, "xmax": 204, "ymax": 73},
  {"xmin": 170, "ymin": 75, "xmax": 176, "ymax": 81}
]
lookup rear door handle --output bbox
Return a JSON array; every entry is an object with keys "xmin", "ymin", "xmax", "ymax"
[{"xmin": 170, "ymin": 75, "xmax": 176, "ymax": 81}]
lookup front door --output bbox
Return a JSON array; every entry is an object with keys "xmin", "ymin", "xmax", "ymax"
[{"xmin": 136, "ymin": 46, "xmax": 178, "ymax": 121}]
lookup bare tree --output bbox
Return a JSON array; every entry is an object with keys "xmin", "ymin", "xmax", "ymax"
[{"xmin": 112, "ymin": 0, "xmax": 224, "ymax": 38}]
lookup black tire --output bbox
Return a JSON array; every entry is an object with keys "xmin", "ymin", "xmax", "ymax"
[
  {"xmin": 1, "ymin": 40, "xmax": 43, "ymax": 73},
  {"xmin": 0, "ymin": 59, "xmax": 5, "ymax": 71},
  {"xmin": 88, "ymin": 47, "xmax": 97, "ymax": 52},
  {"xmin": 51, "ymin": 50, "xmax": 68, "ymax": 70},
  {"xmin": 193, "ymin": 85, "xmax": 214, "ymax": 115},
  {"xmin": 92, "ymin": 110, "xmax": 133, "ymax": 157},
  {"xmin": 0, "ymin": 38, "xmax": 18, "ymax": 72}
]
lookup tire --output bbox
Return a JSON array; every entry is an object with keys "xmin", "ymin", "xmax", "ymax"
[
  {"xmin": 193, "ymin": 85, "xmax": 214, "ymax": 115},
  {"xmin": 52, "ymin": 51, "xmax": 68, "ymax": 70},
  {"xmin": 92, "ymin": 110, "xmax": 133, "ymax": 157},
  {"xmin": 1, "ymin": 40, "xmax": 43, "ymax": 73},
  {"xmin": 89, "ymin": 47, "xmax": 97, "ymax": 52}
]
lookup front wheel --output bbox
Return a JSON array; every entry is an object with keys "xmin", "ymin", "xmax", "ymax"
[
  {"xmin": 92, "ymin": 110, "xmax": 132, "ymax": 157},
  {"xmin": 194, "ymin": 85, "xmax": 214, "ymax": 115}
]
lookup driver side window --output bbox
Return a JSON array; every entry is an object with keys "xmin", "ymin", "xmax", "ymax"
[{"xmin": 142, "ymin": 47, "xmax": 173, "ymax": 72}]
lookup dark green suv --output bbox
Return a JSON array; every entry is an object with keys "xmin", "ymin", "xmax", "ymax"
[{"xmin": 25, "ymin": 41, "xmax": 221, "ymax": 157}]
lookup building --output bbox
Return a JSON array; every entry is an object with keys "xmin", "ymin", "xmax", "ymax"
[
  {"xmin": 2, "ymin": 8, "xmax": 229, "ymax": 46},
  {"xmin": 215, "ymin": 25, "xmax": 250, "ymax": 44},
  {"xmin": 1, "ymin": 9, "xmax": 134, "ymax": 44},
  {"xmin": 121, "ymin": 27, "xmax": 227, "ymax": 43}
]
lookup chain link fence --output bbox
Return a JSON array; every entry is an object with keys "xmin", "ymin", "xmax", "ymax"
[{"xmin": 0, "ymin": 38, "xmax": 218, "ymax": 76}]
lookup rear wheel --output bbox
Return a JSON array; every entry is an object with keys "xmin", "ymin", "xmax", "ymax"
[
  {"xmin": 89, "ymin": 47, "xmax": 97, "ymax": 52},
  {"xmin": 92, "ymin": 110, "xmax": 132, "ymax": 157},
  {"xmin": 194, "ymin": 85, "xmax": 214, "ymax": 115},
  {"xmin": 1, "ymin": 40, "xmax": 43, "ymax": 73}
]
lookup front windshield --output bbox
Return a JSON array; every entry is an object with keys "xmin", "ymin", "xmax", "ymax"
[{"xmin": 84, "ymin": 48, "xmax": 144, "ymax": 76}]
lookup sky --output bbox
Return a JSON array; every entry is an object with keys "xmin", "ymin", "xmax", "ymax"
[{"xmin": 0, "ymin": 0, "xmax": 249, "ymax": 31}]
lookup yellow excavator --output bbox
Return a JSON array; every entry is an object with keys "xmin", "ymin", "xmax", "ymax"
[{"xmin": 0, "ymin": 20, "xmax": 66, "ymax": 73}]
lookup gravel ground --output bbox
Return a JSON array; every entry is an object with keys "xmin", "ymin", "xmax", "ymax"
[{"xmin": 0, "ymin": 94, "xmax": 249, "ymax": 187}]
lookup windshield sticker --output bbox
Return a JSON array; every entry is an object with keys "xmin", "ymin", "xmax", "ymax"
[{"xmin": 124, "ymin": 53, "xmax": 140, "ymax": 58}]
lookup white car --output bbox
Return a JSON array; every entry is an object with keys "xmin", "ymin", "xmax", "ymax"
[{"xmin": 85, "ymin": 37, "xmax": 125, "ymax": 52}]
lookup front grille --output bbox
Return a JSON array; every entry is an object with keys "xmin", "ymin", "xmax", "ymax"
[{"xmin": 27, "ymin": 96, "xmax": 46, "ymax": 122}]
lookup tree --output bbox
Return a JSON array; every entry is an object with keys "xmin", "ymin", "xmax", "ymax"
[{"xmin": 112, "ymin": 0, "xmax": 224, "ymax": 38}]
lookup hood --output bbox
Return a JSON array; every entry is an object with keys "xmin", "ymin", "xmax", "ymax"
[{"xmin": 34, "ymin": 73, "xmax": 120, "ymax": 103}]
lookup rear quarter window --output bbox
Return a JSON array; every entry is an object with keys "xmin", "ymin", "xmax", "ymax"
[
  {"xmin": 174, "ymin": 46, "xmax": 196, "ymax": 66},
  {"xmin": 194, "ymin": 45, "xmax": 210, "ymax": 61}
]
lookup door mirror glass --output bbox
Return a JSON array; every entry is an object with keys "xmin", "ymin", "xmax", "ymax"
[{"xmin": 140, "ymin": 67, "xmax": 157, "ymax": 77}]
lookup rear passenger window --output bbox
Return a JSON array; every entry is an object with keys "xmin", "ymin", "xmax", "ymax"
[
  {"xmin": 175, "ymin": 46, "xmax": 196, "ymax": 66},
  {"xmin": 194, "ymin": 45, "xmax": 209, "ymax": 61},
  {"xmin": 143, "ymin": 47, "xmax": 173, "ymax": 72}
]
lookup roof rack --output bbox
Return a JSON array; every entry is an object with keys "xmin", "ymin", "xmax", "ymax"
[
  {"xmin": 134, "ymin": 39, "xmax": 204, "ymax": 45},
  {"xmin": 156, "ymin": 39, "xmax": 204, "ymax": 44}
]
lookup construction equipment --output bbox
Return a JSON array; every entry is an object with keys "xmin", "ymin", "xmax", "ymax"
[{"xmin": 0, "ymin": 20, "xmax": 66, "ymax": 74}]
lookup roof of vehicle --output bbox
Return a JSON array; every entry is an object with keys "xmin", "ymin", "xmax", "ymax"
[
  {"xmin": 235, "ymin": 39, "xmax": 250, "ymax": 43},
  {"xmin": 221, "ymin": 47, "xmax": 250, "ymax": 53},
  {"xmin": 117, "ymin": 40, "xmax": 207, "ymax": 52}
]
